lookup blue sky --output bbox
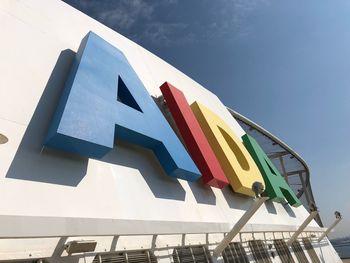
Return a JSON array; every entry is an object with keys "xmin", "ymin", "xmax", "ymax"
[{"xmin": 64, "ymin": 0, "xmax": 350, "ymax": 238}]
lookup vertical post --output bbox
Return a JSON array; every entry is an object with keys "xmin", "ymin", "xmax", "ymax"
[
  {"xmin": 279, "ymin": 156, "xmax": 288, "ymax": 183},
  {"xmin": 213, "ymin": 196, "xmax": 269, "ymax": 257},
  {"xmin": 175, "ymin": 248, "xmax": 181, "ymax": 263},
  {"xmin": 189, "ymin": 247, "xmax": 196, "ymax": 263},
  {"xmin": 287, "ymin": 211, "xmax": 318, "ymax": 246},
  {"xmin": 299, "ymin": 172, "xmax": 311, "ymax": 206},
  {"xmin": 318, "ymin": 212, "xmax": 342, "ymax": 242},
  {"xmin": 146, "ymin": 250, "xmax": 152, "ymax": 263}
]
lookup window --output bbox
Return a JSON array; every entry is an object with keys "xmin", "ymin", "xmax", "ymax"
[
  {"xmin": 273, "ymin": 239, "xmax": 295, "ymax": 263},
  {"xmin": 92, "ymin": 250, "xmax": 157, "ymax": 263},
  {"xmin": 248, "ymin": 240, "xmax": 272, "ymax": 263},
  {"xmin": 302, "ymin": 238, "xmax": 321, "ymax": 263},
  {"xmin": 291, "ymin": 240, "xmax": 308, "ymax": 263},
  {"xmin": 173, "ymin": 245, "xmax": 212, "ymax": 263},
  {"xmin": 222, "ymin": 242, "xmax": 249, "ymax": 263}
]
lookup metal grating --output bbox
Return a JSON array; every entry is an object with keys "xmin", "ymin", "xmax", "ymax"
[
  {"xmin": 273, "ymin": 239, "xmax": 295, "ymax": 263},
  {"xmin": 248, "ymin": 240, "xmax": 272, "ymax": 263},
  {"xmin": 291, "ymin": 241, "xmax": 308, "ymax": 263},
  {"xmin": 92, "ymin": 250, "xmax": 157, "ymax": 263},
  {"xmin": 302, "ymin": 238, "xmax": 320, "ymax": 263},
  {"xmin": 173, "ymin": 245, "xmax": 212, "ymax": 263},
  {"xmin": 222, "ymin": 242, "xmax": 249, "ymax": 263}
]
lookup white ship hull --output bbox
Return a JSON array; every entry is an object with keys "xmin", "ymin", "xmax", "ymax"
[{"xmin": 0, "ymin": 0, "xmax": 341, "ymax": 262}]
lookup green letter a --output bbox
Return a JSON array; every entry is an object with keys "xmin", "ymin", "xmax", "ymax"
[{"xmin": 242, "ymin": 134, "xmax": 301, "ymax": 207}]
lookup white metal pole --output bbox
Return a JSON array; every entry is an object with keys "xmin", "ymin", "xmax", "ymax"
[
  {"xmin": 213, "ymin": 196, "xmax": 269, "ymax": 257},
  {"xmin": 287, "ymin": 211, "xmax": 318, "ymax": 246},
  {"xmin": 317, "ymin": 217, "xmax": 342, "ymax": 242}
]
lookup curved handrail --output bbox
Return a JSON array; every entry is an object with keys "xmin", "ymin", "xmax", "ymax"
[{"xmin": 227, "ymin": 107, "xmax": 322, "ymax": 226}]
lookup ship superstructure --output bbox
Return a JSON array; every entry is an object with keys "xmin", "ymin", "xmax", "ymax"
[{"xmin": 0, "ymin": 1, "xmax": 342, "ymax": 262}]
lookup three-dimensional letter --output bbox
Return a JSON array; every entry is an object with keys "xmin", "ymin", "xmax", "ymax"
[
  {"xmin": 243, "ymin": 134, "xmax": 301, "ymax": 206},
  {"xmin": 191, "ymin": 102, "xmax": 265, "ymax": 196},
  {"xmin": 45, "ymin": 32, "xmax": 200, "ymax": 181},
  {"xmin": 160, "ymin": 82, "xmax": 229, "ymax": 188}
]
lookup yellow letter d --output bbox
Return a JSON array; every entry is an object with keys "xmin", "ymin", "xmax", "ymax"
[{"xmin": 191, "ymin": 102, "xmax": 265, "ymax": 196}]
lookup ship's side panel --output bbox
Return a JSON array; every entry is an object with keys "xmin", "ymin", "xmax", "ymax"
[{"xmin": 0, "ymin": 0, "xmax": 342, "ymax": 262}]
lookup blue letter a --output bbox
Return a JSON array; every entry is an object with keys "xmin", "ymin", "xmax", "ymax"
[{"xmin": 45, "ymin": 32, "xmax": 200, "ymax": 181}]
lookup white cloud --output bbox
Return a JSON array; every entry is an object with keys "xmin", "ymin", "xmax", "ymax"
[
  {"xmin": 69, "ymin": 0, "xmax": 270, "ymax": 46},
  {"xmin": 96, "ymin": 0, "xmax": 155, "ymax": 30},
  {"xmin": 136, "ymin": 22, "xmax": 190, "ymax": 46}
]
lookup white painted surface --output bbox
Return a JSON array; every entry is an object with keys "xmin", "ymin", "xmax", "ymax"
[{"xmin": 0, "ymin": 0, "xmax": 341, "ymax": 262}]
